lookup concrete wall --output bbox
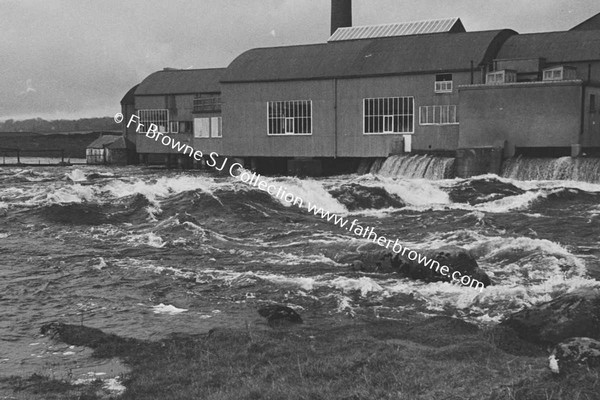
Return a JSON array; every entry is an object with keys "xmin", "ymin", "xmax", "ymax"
[{"xmin": 458, "ymin": 81, "xmax": 583, "ymax": 149}]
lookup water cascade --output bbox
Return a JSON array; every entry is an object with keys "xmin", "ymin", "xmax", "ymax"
[
  {"xmin": 369, "ymin": 154, "xmax": 455, "ymax": 179},
  {"xmin": 502, "ymin": 156, "xmax": 600, "ymax": 183}
]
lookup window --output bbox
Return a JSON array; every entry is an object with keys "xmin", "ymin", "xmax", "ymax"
[
  {"xmin": 138, "ymin": 109, "xmax": 169, "ymax": 133},
  {"xmin": 591, "ymin": 95, "xmax": 596, "ymax": 114},
  {"xmin": 363, "ymin": 97, "xmax": 414, "ymax": 134},
  {"xmin": 193, "ymin": 94, "xmax": 221, "ymax": 113},
  {"xmin": 194, "ymin": 117, "xmax": 222, "ymax": 138},
  {"xmin": 543, "ymin": 66, "xmax": 577, "ymax": 81},
  {"xmin": 267, "ymin": 100, "xmax": 312, "ymax": 135},
  {"xmin": 419, "ymin": 105, "xmax": 458, "ymax": 125},
  {"xmin": 544, "ymin": 69, "xmax": 562, "ymax": 81},
  {"xmin": 435, "ymin": 74, "xmax": 453, "ymax": 93},
  {"xmin": 211, "ymin": 117, "xmax": 222, "ymax": 138},
  {"xmin": 194, "ymin": 118, "xmax": 210, "ymax": 138},
  {"xmin": 169, "ymin": 121, "xmax": 179, "ymax": 134},
  {"xmin": 486, "ymin": 70, "xmax": 516, "ymax": 85}
]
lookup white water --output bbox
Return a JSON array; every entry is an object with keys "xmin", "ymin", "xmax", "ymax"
[
  {"xmin": 502, "ymin": 156, "xmax": 600, "ymax": 183},
  {"xmin": 370, "ymin": 154, "xmax": 455, "ymax": 179}
]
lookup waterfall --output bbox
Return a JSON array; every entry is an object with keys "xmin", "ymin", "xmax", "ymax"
[
  {"xmin": 368, "ymin": 154, "xmax": 455, "ymax": 179},
  {"xmin": 502, "ymin": 156, "xmax": 600, "ymax": 183}
]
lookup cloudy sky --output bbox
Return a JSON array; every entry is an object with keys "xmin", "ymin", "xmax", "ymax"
[{"xmin": 1, "ymin": 0, "xmax": 598, "ymax": 121}]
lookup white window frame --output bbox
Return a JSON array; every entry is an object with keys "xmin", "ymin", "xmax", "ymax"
[
  {"xmin": 267, "ymin": 100, "xmax": 312, "ymax": 136},
  {"xmin": 194, "ymin": 118, "xmax": 210, "ymax": 138},
  {"xmin": 363, "ymin": 97, "xmax": 414, "ymax": 135},
  {"xmin": 419, "ymin": 105, "xmax": 458, "ymax": 126},
  {"xmin": 435, "ymin": 74, "xmax": 453, "ymax": 93},
  {"xmin": 169, "ymin": 121, "xmax": 179, "ymax": 134},
  {"xmin": 544, "ymin": 68, "xmax": 563, "ymax": 81},
  {"xmin": 138, "ymin": 109, "xmax": 169, "ymax": 134},
  {"xmin": 210, "ymin": 117, "xmax": 222, "ymax": 138},
  {"xmin": 434, "ymin": 81, "xmax": 453, "ymax": 93}
]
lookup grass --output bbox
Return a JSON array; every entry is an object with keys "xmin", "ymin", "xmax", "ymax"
[{"xmin": 2, "ymin": 315, "xmax": 600, "ymax": 400}]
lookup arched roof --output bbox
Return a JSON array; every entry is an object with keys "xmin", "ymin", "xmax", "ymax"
[
  {"xmin": 497, "ymin": 30, "xmax": 600, "ymax": 63},
  {"xmin": 135, "ymin": 68, "xmax": 225, "ymax": 95},
  {"xmin": 120, "ymin": 84, "xmax": 138, "ymax": 105},
  {"xmin": 222, "ymin": 30, "xmax": 516, "ymax": 83}
]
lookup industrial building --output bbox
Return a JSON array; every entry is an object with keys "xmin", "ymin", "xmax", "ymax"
[
  {"xmin": 122, "ymin": 68, "xmax": 224, "ymax": 168},
  {"xmin": 120, "ymin": 0, "xmax": 600, "ymax": 176}
]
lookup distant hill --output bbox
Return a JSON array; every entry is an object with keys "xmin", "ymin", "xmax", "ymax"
[
  {"xmin": 0, "ymin": 117, "xmax": 120, "ymax": 133},
  {"xmin": 0, "ymin": 131, "xmax": 108, "ymax": 158}
]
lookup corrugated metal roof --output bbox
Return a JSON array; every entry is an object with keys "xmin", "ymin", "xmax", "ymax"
[
  {"xmin": 328, "ymin": 17, "xmax": 464, "ymax": 41},
  {"xmin": 222, "ymin": 30, "xmax": 515, "ymax": 83},
  {"xmin": 135, "ymin": 68, "xmax": 225, "ymax": 95},
  {"xmin": 497, "ymin": 30, "xmax": 600, "ymax": 62},
  {"xmin": 87, "ymin": 135, "xmax": 121, "ymax": 149}
]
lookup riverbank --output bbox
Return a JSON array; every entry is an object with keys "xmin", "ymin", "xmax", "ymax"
[{"xmin": 1, "ymin": 312, "xmax": 598, "ymax": 400}]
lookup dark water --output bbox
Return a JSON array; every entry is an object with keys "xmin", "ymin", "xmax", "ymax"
[{"xmin": 1, "ymin": 165, "xmax": 599, "ymax": 384}]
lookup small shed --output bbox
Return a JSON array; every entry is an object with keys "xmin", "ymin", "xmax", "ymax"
[{"xmin": 86, "ymin": 135, "xmax": 135, "ymax": 165}]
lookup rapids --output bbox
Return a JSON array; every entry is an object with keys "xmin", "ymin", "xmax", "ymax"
[{"xmin": 1, "ymin": 165, "xmax": 599, "ymax": 379}]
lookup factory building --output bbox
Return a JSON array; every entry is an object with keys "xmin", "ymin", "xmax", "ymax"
[
  {"xmin": 120, "ymin": 0, "xmax": 600, "ymax": 176},
  {"xmin": 124, "ymin": 68, "xmax": 224, "ymax": 167}
]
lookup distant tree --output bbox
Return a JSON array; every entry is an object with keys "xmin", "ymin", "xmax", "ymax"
[{"xmin": 0, "ymin": 117, "xmax": 120, "ymax": 133}]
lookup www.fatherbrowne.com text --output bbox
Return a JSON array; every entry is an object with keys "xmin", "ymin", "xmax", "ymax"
[{"xmin": 124, "ymin": 114, "xmax": 486, "ymax": 291}]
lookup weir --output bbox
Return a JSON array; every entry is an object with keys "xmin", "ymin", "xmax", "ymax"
[
  {"xmin": 501, "ymin": 156, "xmax": 600, "ymax": 183},
  {"xmin": 369, "ymin": 154, "xmax": 455, "ymax": 179}
]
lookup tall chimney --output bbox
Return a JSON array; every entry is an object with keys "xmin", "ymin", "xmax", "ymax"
[{"xmin": 331, "ymin": 0, "xmax": 352, "ymax": 36}]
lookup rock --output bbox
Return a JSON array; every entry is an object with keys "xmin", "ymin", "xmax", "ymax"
[
  {"xmin": 257, "ymin": 304, "xmax": 303, "ymax": 326},
  {"xmin": 549, "ymin": 337, "xmax": 600, "ymax": 374},
  {"xmin": 395, "ymin": 246, "xmax": 491, "ymax": 287},
  {"xmin": 329, "ymin": 184, "xmax": 405, "ymax": 211},
  {"xmin": 501, "ymin": 287, "xmax": 600, "ymax": 345},
  {"xmin": 349, "ymin": 245, "xmax": 491, "ymax": 288}
]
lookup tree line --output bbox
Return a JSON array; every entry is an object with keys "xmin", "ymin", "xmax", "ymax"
[{"xmin": 0, "ymin": 117, "xmax": 120, "ymax": 133}]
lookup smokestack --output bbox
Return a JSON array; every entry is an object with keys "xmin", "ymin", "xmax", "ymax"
[{"xmin": 331, "ymin": 0, "xmax": 352, "ymax": 36}]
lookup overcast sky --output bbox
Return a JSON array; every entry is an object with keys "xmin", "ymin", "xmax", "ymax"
[{"xmin": 1, "ymin": 0, "xmax": 598, "ymax": 121}]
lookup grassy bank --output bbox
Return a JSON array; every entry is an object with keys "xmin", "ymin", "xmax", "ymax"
[{"xmin": 2, "ymin": 314, "xmax": 599, "ymax": 400}]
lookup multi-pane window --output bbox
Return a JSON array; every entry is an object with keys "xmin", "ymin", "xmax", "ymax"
[
  {"xmin": 486, "ymin": 70, "xmax": 517, "ymax": 85},
  {"xmin": 267, "ymin": 100, "xmax": 312, "ymax": 135},
  {"xmin": 194, "ymin": 117, "xmax": 222, "ymax": 138},
  {"xmin": 363, "ymin": 97, "xmax": 414, "ymax": 134},
  {"xmin": 542, "ymin": 66, "xmax": 576, "ymax": 82},
  {"xmin": 138, "ymin": 109, "xmax": 169, "ymax": 133},
  {"xmin": 435, "ymin": 74, "xmax": 453, "ymax": 93},
  {"xmin": 419, "ymin": 105, "xmax": 458, "ymax": 125},
  {"xmin": 194, "ymin": 94, "xmax": 222, "ymax": 113}
]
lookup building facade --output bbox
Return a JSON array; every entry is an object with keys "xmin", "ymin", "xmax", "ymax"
[
  {"xmin": 120, "ymin": 7, "xmax": 600, "ymax": 175},
  {"xmin": 125, "ymin": 68, "xmax": 224, "ymax": 166}
]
